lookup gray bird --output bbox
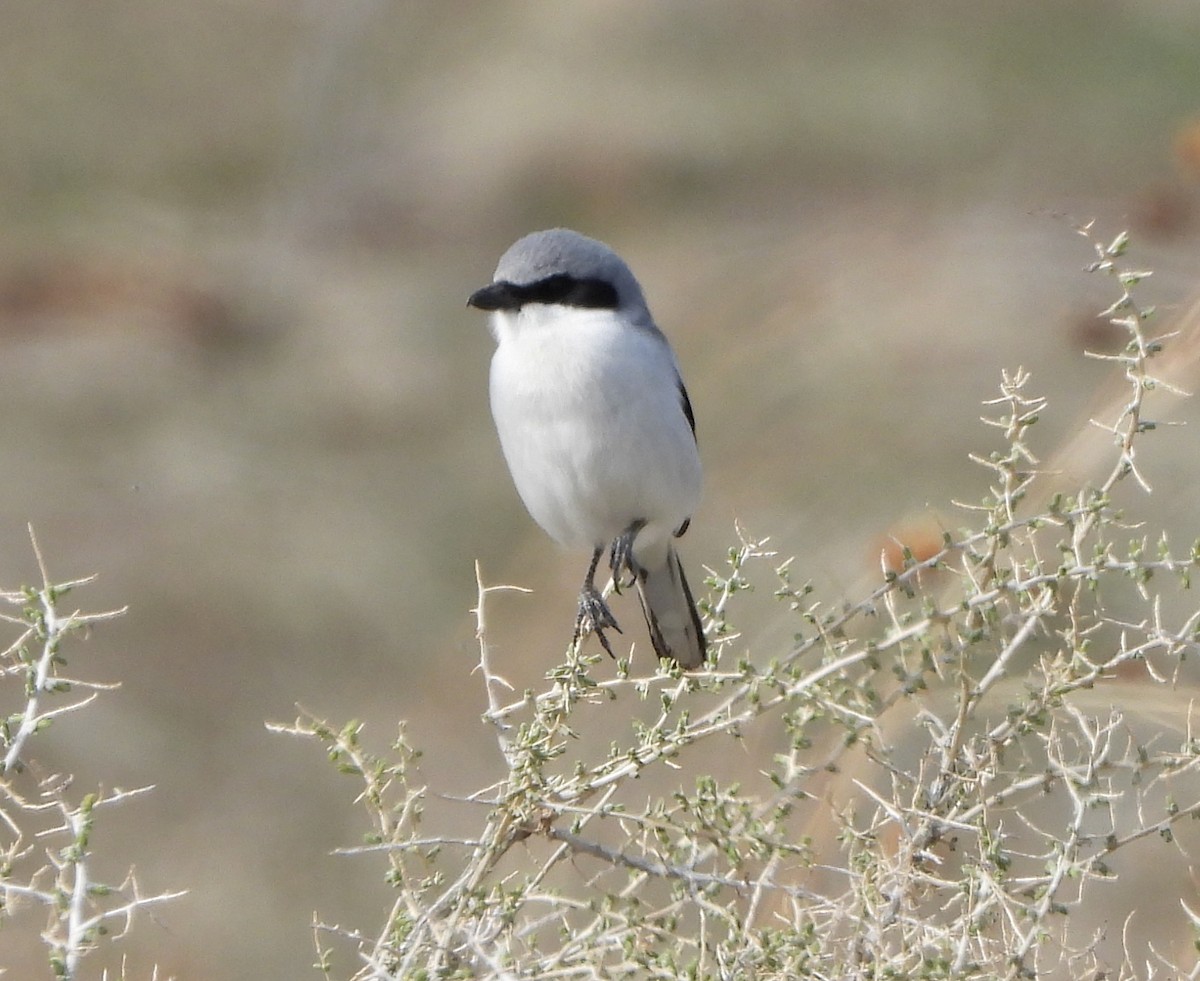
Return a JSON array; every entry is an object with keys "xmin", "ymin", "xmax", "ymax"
[{"xmin": 468, "ymin": 228, "xmax": 707, "ymax": 669}]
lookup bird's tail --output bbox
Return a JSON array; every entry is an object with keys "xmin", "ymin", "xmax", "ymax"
[{"xmin": 635, "ymin": 545, "xmax": 707, "ymax": 669}]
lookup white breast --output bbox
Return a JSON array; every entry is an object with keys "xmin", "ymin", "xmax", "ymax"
[{"xmin": 488, "ymin": 304, "xmax": 702, "ymax": 554}]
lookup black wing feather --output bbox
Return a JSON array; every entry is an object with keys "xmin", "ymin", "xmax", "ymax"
[
  {"xmin": 673, "ymin": 375, "xmax": 697, "ymax": 539},
  {"xmin": 678, "ymin": 376, "xmax": 696, "ymax": 440}
]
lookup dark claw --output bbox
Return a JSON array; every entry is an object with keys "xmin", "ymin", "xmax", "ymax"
[
  {"xmin": 573, "ymin": 583, "xmax": 622, "ymax": 659},
  {"xmin": 608, "ymin": 519, "xmax": 646, "ymax": 592},
  {"xmin": 572, "ymin": 544, "xmax": 623, "ymax": 657}
]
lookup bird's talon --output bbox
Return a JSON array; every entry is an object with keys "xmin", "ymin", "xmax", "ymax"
[
  {"xmin": 574, "ymin": 586, "xmax": 622, "ymax": 658},
  {"xmin": 609, "ymin": 520, "xmax": 646, "ymax": 592}
]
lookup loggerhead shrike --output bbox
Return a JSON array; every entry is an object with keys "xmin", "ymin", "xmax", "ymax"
[{"xmin": 468, "ymin": 228, "xmax": 707, "ymax": 669}]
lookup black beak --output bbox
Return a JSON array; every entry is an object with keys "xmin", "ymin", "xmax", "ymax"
[{"xmin": 467, "ymin": 281, "xmax": 514, "ymax": 311}]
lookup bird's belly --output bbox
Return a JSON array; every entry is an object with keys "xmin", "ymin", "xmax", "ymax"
[{"xmin": 489, "ymin": 326, "xmax": 700, "ymax": 550}]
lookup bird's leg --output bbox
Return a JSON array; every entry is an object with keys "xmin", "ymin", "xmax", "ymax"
[
  {"xmin": 573, "ymin": 545, "xmax": 622, "ymax": 658},
  {"xmin": 608, "ymin": 519, "xmax": 646, "ymax": 593}
]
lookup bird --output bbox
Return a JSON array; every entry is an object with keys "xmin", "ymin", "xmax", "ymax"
[{"xmin": 468, "ymin": 228, "xmax": 707, "ymax": 669}]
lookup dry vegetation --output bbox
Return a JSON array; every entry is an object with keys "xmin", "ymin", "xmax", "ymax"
[{"xmin": 0, "ymin": 533, "xmax": 183, "ymax": 979}]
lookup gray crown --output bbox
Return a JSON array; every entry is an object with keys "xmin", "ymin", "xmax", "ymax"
[{"xmin": 494, "ymin": 229, "xmax": 652, "ymax": 321}]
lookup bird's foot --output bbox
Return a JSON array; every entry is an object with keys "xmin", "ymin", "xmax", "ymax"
[
  {"xmin": 609, "ymin": 520, "xmax": 646, "ymax": 592},
  {"xmin": 573, "ymin": 584, "xmax": 622, "ymax": 659}
]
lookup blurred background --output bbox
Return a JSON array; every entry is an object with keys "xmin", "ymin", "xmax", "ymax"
[{"xmin": 3, "ymin": 1, "xmax": 1200, "ymax": 976}]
